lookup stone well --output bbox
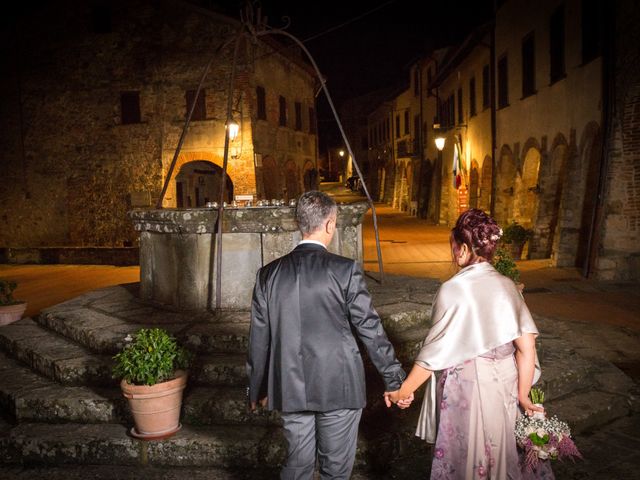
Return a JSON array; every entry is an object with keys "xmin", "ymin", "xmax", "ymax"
[{"xmin": 129, "ymin": 201, "xmax": 369, "ymax": 312}]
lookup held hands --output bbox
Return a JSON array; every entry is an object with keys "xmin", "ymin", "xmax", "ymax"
[{"xmin": 383, "ymin": 390, "xmax": 414, "ymax": 409}]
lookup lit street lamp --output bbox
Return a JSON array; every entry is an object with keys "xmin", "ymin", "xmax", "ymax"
[
  {"xmin": 226, "ymin": 119, "xmax": 240, "ymax": 142},
  {"xmin": 435, "ymin": 136, "xmax": 446, "ymax": 151}
]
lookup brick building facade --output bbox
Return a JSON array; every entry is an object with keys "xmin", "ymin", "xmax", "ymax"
[
  {"xmin": 361, "ymin": 0, "xmax": 639, "ymax": 280},
  {"xmin": 0, "ymin": 0, "xmax": 318, "ymax": 249}
]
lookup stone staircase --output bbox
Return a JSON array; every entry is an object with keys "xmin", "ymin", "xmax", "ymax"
[{"xmin": 0, "ymin": 275, "xmax": 636, "ymax": 476}]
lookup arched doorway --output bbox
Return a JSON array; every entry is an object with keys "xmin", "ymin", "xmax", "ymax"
[
  {"xmin": 496, "ymin": 145, "xmax": 516, "ymax": 225},
  {"xmin": 575, "ymin": 124, "xmax": 602, "ymax": 268},
  {"xmin": 175, "ymin": 161, "xmax": 233, "ymax": 207},
  {"xmin": 514, "ymin": 147, "xmax": 541, "ymax": 229},
  {"xmin": 479, "ymin": 155, "xmax": 492, "ymax": 213},
  {"xmin": 469, "ymin": 160, "xmax": 480, "ymax": 209}
]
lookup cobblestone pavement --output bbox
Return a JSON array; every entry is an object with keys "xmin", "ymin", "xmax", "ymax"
[{"xmin": 1, "ymin": 188, "xmax": 639, "ymax": 479}]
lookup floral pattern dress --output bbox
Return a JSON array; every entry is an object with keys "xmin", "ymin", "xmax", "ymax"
[{"xmin": 430, "ymin": 343, "xmax": 554, "ymax": 480}]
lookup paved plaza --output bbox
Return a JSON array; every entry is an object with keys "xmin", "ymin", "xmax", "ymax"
[{"xmin": 0, "ymin": 188, "xmax": 638, "ymax": 479}]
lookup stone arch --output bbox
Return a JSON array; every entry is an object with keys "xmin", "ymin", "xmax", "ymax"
[
  {"xmin": 572, "ymin": 121, "xmax": 602, "ymax": 268},
  {"xmin": 495, "ymin": 145, "xmax": 516, "ymax": 225},
  {"xmin": 469, "ymin": 159, "xmax": 480, "ymax": 209},
  {"xmin": 261, "ymin": 155, "xmax": 280, "ymax": 200},
  {"xmin": 479, "ymin": 155, "xmax": 492, "ymax": 213},
  {"xmin": 532, "ymin": 134, "xmax": 569, "ymax": 259},
  {"xmin": 175, "ymin": 160, "xmax": 233, "ymax": 207},
  {"xmin": 514, "ymin": 146, "xmax": 541, "ymax": 229},
  {"xmin": 284, "ymin": 159, "xmax": 300, "ymax": 200}
]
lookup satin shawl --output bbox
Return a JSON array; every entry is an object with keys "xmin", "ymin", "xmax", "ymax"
[{"xmin": 414, "ymin": 261, "xmax": 541, "ymax": 442}]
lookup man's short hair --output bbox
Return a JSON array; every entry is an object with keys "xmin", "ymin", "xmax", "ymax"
[{"xmin": 295, "ymin": 191, "xmax": 337, "ymax": 236}]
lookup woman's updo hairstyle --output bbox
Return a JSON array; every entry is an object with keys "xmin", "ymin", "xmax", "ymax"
[{"xmin": 451, "ymin": 208, "xmax": 502, "ymax": 265}]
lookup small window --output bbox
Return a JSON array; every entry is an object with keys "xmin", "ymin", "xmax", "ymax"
[
  {"xmin": 279, "ymin": 95, "xmax": 287, "ymax": 127},
  {"xmin": 256, "ymin": 86, "xmax": 266, "ymax": 120},
  {"xmin": 550, "ymin": 5, "xmax": 566, "ymax": 83},
  {"xmin": 469, "ymin": 77, "xmax": 477, "ymax": 117},
  {"xmin": 120, "ymin": 91, "xmax": 140, "ymax": 124},
  {"xmin": 186, "ymin": 89, "xmax": 206, "ymax": 121},
  {"xmin": 294, "ymin": 102, "xmax": 302, "ymax": 131},
  {"xmin": 404, "ymin": 111, "xmax": 410, "ymax": 135},
  {"xmin": 395, "ymin": 115, "xmax": 400, "ymax": 138},
  {"xmin": 308, "ymin": 107, "xmax": 316, "ymax": 133},
  {"xmin": 413, "ymin": 68, "xmax": 420, "ymax": 96},
  {"xmin": 482, "ymin": 64, "xmax": 490, "ymax": 108},
  {"xmin": 498, "ymin": 55, "xmax": 509, "ymax": 108},
  {"xmin": 581, "ymin": 0, "xmax": 601, "ymax": 63},
  {"xmin": 413, "ymin": 114, "xmax": 420, "ymax": 143},
  {"xmin": 457, "ymin": 88, "xmax": 463, "ymax": 124},
  {"xmin": 522, "ymin": 32, "xmax": 536, "ymax": 97}
]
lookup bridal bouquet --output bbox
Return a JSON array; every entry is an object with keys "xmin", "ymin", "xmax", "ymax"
[{"xmin": 515, "ymin": 388, "xmax": 582, "ymax": 470}]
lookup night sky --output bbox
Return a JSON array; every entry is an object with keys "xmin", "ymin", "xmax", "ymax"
[
  {"xmin": 3, "ymin": 0, "xmax": 494, "ymax": 150},
  {"xmin": 211, "ymin": 0, "xmax": 494, "ymax": 148}
]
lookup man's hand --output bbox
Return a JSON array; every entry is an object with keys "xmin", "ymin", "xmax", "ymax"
[
  {"xmin": 250, "ymin": 396, "xmax": 268, "ymax": 412},
  {"xmin": 383, "ymin": 390, "xmax": 414, "ymax": 409}
]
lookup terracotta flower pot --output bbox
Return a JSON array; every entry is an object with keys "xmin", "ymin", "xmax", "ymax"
[
  {"xmin": 0, "ymin": 302, "xmax": 27, "ymax": 327},
  {"xmin": 121, "ymin": 369, "xmax": 187, "ymax": 440}
]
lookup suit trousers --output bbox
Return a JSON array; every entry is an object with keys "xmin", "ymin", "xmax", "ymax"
[{"xmin": 280, "ymin": 408, "xmax": 363, "ymax": 480}]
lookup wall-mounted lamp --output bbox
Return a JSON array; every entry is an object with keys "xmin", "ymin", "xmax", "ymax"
[
  {"xmin": 435, "ymin": 136, "xmax": 446, "ymax": 151},
  {"xmin": 226, "ymin": 119, "xmax": 240, "ymax": 142},
  {"xmin": 339, "ymin": 149, "xmax": 345, "ymax": 157}
]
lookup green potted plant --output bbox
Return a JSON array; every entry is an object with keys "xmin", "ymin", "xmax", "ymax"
[
  {"xmin": 112, "ymin": 327, "xmax": 192, "ymax": 440},
  {"xmin": 0, "ymin": 279, "xmax": 27, "ymax": 326},
  {"xmin": 492, "ymin": 247, "xmax": 524, "ymax": 291},
  {"xmin": 501, "ymin": 221, "xmax": 534, "ymax": 260}
]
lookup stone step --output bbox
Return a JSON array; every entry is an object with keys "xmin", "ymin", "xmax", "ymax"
[
  {"xmin": 0, "ymin": 423, "xmax": 286, "ymax": 468},
  {"xmin": 536, "ymin": 335, "xmax": 603, "ymax": 402},
  {"xmin": 190, "ymin": 353, "xmax": 248, "ymax": 386},
  {"xmin": 0, "ymin": 350, "xmax": 278, "ymax": 426},
  {"xmin": 0, "ymin": 349, "xmax": 126, "ymax": 424},
  {"xmin": 0, "ymin": 318, "xmax": 114, "ymax": 386},
  {"xmin": 545, "ymin": 390, "xmax": 632, "ymax": 435},
  {"xmin": 38, "ymin": 305, "xmax": 251, "ymax": 355},
  {"xmin": 181, "ymin": 386, "xmax": 280, "ymax": 426}
]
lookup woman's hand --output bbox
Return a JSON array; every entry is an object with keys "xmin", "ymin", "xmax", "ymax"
[{"xmin": 519, "ymin": 395, "xmax": 544, "ymax": 416}]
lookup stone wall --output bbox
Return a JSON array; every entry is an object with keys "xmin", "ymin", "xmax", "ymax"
[{"xmin": 596, "ymin": 0, "xmax": 640, "ymax": 280}]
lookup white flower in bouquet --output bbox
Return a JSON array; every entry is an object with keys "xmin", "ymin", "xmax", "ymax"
[{"xmin": 515, "ymin": 388, "xmax": 582, "ymax": 471}]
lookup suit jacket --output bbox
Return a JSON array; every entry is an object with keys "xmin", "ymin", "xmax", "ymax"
[{"xmin": 247, "ymin": 242, "xmax": 406, "ymax": 412}]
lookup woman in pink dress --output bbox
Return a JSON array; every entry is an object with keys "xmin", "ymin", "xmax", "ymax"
[{"xmin": 386, "ymin": 209, "xmax": 552, "ymax": 479}]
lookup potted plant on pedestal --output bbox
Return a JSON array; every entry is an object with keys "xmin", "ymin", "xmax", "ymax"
[
  {"xmin": 112, "ymin": 327, "xmax": 192, "ymax": 440},
  {"xmin": 0, "ymin": 279, "xmax": 27, "ymax": 326},
  {"xmin": 502, "ymin": 221, "xmax": 534, "ymax": 260}
]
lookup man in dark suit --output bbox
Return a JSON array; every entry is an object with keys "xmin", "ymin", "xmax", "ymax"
[{"xmin": 247, "ymin": 190, "xmax": 410, "ymax": 479}]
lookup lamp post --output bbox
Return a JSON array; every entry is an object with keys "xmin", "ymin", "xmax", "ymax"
[{"xmin": 434, "ymin": 131, "xmax": 446, "ymax": 225}]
